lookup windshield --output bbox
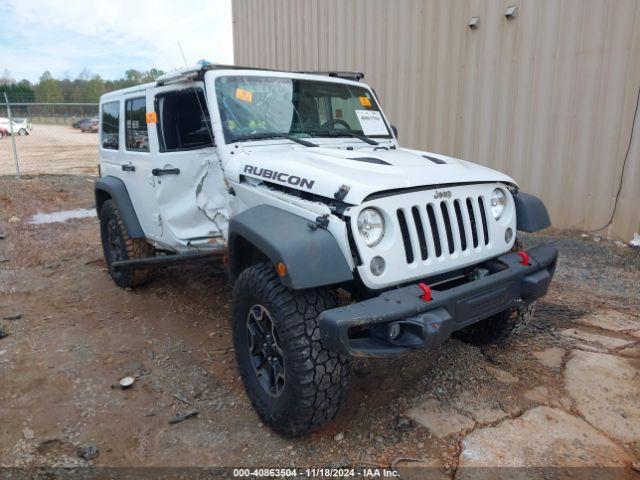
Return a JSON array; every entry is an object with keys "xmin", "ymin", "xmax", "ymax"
[{"xmin": 215, "ymin": 75, "xmax": 392, "ymax": 144}]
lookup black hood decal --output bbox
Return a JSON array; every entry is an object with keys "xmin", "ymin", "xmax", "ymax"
[
  {"xmin": 243, "ymin": 165, "xmax": 315, "ymax": 190},
  {"xmin": 347, "ymin": 156, "xmax": 391, "ymax": 165}
]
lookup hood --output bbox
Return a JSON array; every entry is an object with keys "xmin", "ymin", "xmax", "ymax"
[{"xmin": 234, "ymin": 143, "xmax": 516, "ymax": 204}]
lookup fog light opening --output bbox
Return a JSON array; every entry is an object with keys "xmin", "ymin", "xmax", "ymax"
[
  {"xmin": 370, "ymin": 256, "xmax": 385, "ymax": 276},
  {"xmin": 388, "ymin": 322, "xmax": 401, "ymax": 340},
  {"xmin": 505, "ymin": 227, "xmax": 513, "ymax": 244}
]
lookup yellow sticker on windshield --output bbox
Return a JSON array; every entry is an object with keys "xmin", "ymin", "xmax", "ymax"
[
  {"xmin": 359, "ymin": 96, "xmax": 372, "ymax": 108},
  {"xmin": 235, "ymin": 88, "xmax": 253, "ymax": 103}
]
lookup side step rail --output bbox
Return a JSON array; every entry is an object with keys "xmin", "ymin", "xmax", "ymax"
[{"xmin": 111, "ymin": 248, "xmax": 227, "ymax": 271}]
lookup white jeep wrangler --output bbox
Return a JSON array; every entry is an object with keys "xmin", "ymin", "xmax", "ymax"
[{"xmin": 96, "ymin": 65, "xmax": 557, "ymax": 436}]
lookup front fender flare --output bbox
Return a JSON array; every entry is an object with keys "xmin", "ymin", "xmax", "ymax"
[
  {"xmin": 513, "ymin": 192, "xmax": 551, "ymax": 232},
  {"xmin": 95, "ymin": 176, "xmax": 145, "ymax": 238},
  {"xmin": 228, "ymin": 205, "xmax": 354, "ymax": 290}
]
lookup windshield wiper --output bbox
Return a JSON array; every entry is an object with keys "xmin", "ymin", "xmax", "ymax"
[
  {"xmin": 233, "ymin": 132, "xmax": 318, "ymax": 147},
  {"xmin": 311, "ymin": 130, "xmax": 379, "ymax": 146}
]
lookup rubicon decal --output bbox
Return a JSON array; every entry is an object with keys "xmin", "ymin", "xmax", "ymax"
[{"xmin": 243, "ymin": 165, "xmax": 315, "ymax": 190}]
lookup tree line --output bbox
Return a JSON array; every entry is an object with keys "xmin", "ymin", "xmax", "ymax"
[{"xmin": 0, "ymin": 68, "xmax": 166, "ymax": 103}]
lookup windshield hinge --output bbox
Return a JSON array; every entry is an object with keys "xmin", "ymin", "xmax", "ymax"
[
  {"xmin": 334, "ymin": 184, "xmax": 351, "ymax": 201},
  {"xmin": 307, "ymin": 215, "xmax": 330, "ymax": 231}
]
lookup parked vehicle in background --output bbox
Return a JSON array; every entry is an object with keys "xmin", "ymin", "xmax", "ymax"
[
  {"xmin": 0, "ymin": 117, "xmax": 31, "ymax": 135},
  {"xmin": 95, "ymin": 64, "xmax": 557, "ymax": 437},
  {"xmin": 12, "ymin": 118, "xmax": 32, "ymax": 135},
  {"xmin": 80, "ymin": 118, "xmax": 99, "ymax": 133},
  {"xmin": 76, "ymin": 118, "xmax": 99, "ymax": 131},
  {"xmin": 73, "ymin": 117, "xmax": 93, "ymax": 129}
]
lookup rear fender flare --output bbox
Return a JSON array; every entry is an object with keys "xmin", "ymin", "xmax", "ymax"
[{"xmin": 95, "ymin": 176, "xmax": 145, "ymax": 238}]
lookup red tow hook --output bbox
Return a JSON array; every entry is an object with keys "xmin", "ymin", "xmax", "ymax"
[
  {"xmin": 418, "ymin": 283, "xmax": 432, "ymax": 302},
  {"xmin": 518, "ymin": 251, "xmax": 531, "ymax": 266}
]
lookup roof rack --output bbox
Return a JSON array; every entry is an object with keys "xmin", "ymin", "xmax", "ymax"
[
  {"xmin": 208, "ymin": 65, "xmax": 365, "ymax": 81},
  {"xmin": 294, "ymin": 71, "xmax": 365, "ymax": 81},
  {"xmin": 156, "ymin": 64, "xmax": 365, "ymax": 86}
]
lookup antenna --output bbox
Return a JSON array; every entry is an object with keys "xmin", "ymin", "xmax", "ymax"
[{"xmin": 178, "ymin": 42, "xmax": 189, "ymax": 68}]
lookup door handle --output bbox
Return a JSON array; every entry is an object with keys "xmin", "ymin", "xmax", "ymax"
[
  {"xmin": 152, "ymin": 168, "xmax": 180, "ymax": 176},
  {"xmin": 122, "ymin": 164, "xmax": 136, "ymax": 172}
]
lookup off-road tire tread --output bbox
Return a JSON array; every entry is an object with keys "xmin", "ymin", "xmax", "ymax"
[
  {"xmin": 100, "ymin": 200, "xmax": 153, "ymax": 288},
  {"xmin": 233, "ymin": 262, "xmax": 349, "ymax": 437}
]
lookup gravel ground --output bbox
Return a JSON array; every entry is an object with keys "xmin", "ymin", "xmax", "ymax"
[
  {"xmin": 0, "ymin": 125, "xmax": 98, "ymax": 176},
  {"xmin": 0, "ymin": 175, "xmax": 638, "ymax": 477}
]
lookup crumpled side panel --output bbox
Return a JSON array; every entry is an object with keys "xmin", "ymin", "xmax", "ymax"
[{"xmin": 195, "ymin": 159, "xmax": 232, "ymax": 239}]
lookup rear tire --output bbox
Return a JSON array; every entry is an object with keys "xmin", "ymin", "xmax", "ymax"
[
  {"xmin": 99, "ymin": 199, "xmax": 154, "ymax": 288},
  {"xmin": 232, "ymin": 262, "xmax": 349, "ymax": 437}
]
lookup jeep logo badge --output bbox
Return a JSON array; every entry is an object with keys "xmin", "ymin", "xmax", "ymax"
[{"xmin": 433, "ymin": 190, "xmax": 452, "ymax": 200}]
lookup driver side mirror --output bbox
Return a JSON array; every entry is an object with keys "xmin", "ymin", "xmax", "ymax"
[{"xmin": 391, "ymin": 125, "xmax": 398, "ymax": 139}]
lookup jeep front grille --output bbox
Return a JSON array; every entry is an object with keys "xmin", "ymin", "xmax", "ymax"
[
  {"xmin": 348, "ymin": 183, "xmax": 515, "ymax": 290},
  {"xmin": 396, "ymin": 196, "xmax": 491, "ymax": 263}
]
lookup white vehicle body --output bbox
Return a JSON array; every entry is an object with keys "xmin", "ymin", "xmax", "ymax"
[
  {"xmin": 96, "ymin": 65, "xmax": 557, "ymax": 435},
  {"xmin": 0, "ymin": 117, "xmax": 31, "ymax": 135},
  {"xmin": 98, "ymin": 66, "xmax": 518, "ymax": 290}
]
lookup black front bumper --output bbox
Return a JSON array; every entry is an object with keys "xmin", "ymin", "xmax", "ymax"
[{"xmin": 319, "ymin": 245, "xmax": 558, "ymax": 357}]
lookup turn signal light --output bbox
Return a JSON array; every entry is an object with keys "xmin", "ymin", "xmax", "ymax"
[{"xmin": 276, "ymin": 262, "xmax": 287, "ymax": 277}]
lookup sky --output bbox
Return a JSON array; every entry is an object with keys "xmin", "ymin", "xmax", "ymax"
[{"xmin": 0, "ymin": 0, "xmax": 234, "ymax": 83}]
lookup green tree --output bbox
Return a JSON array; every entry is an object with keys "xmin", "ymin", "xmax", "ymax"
[
  {"xmin": 125, "ymin": 69, "xmax": 143, "ymax": 83},
  {"xmin": 142, "ymin": 68, "xmax": 165, "ymax": 82},
  {"xmin": 23, "ymin": 67, "xmax": 166, "ymax": 102},
  {"xmin": 70, "ymin": 73, "xmax": 105, "ymax": 102},
  {"xmin": 35, "ymin": 71, "xmax": 63, "ymax": 102},
  {"xmin": 0, "ymin": 83, "xmax": 35, "ymax": 102}
]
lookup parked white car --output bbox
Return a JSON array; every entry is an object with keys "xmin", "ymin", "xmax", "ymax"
[
  {"xmin": 0, "ymin": 117, "xmax": 31, "ymax": 135},
  {"xmin": 95, "ymin": 65, "xmax": 557, "ymax": 436}
]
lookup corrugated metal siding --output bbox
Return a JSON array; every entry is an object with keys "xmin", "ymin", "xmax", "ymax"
[{"xmin": 232, "ymin": 0, "xmax": 640, "ymax": 240}]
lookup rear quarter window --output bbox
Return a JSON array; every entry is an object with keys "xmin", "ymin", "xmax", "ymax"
[
  {"xmin": 101, "ymin": 101, "xmax": 120, "ymax": 150},
  {"xmin": 125, "ymin": 97, "xmax": 149, "ymax": 152}
]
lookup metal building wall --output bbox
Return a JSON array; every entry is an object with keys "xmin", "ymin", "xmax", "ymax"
[{"xmin": 232, "ymin": 0, "xmax": 640, "ymax": 240}]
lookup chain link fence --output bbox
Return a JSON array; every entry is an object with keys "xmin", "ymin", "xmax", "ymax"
[{"xmin": 0, "ymin": 102, "xmax": 100, "ymax": 177}]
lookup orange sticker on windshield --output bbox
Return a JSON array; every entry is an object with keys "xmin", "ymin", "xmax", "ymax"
[
  {"xmin": 359, "ymin": 96, "xmax": 372, "ymax": 108},
  {"xmin": 145, "ymin": 112, "xmax": 157, "ymax": 124},
  {"xmin": 235, "ymin": 88, "xmax": 253, "ymax": 103}
]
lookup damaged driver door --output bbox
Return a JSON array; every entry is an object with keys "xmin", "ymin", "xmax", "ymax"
[{"xmin": 149, "ymin": 84, "xmax": 229, "ymax": 249}]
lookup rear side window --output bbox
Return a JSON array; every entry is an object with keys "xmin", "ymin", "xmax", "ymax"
[
  {"xmin": 156, "ymin": 89, "xmax": 214, "ymax": 152},
  {"xmin": 125, "ymin": 97, "xmax": 149, "ymax": 152},
  {"xmin": 101, "ymin": 101, "xmax": 120, "ymax": 150}
]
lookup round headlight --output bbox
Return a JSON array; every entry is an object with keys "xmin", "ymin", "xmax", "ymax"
[
  {"xmin": 491, "ymin": 188, "xmax": 507, "ymax": 220},
  {"xmin": 357, "ymin": 208, "xmax": 385, "ymax": 246}
]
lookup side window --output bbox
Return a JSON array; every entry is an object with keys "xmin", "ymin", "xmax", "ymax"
[
  {"xmin": 101, "ymin": 101, "xmax": 119, "ymax": 150},
  {"xmin": 125, "ymin": 97, "xmax": 149, "ymax": 152},
  {"xmin": 156, "ymin": 89, "xmax": 214, "ymax": 152}
]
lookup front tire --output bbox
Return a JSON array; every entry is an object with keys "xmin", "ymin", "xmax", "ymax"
[
  {"xmin": 232, "ymin": 263, "xmax": 349, "ymax": 437},
  {"xmin": 99, "ymin": 199, "xmax": 154, "ymax": 288}
]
